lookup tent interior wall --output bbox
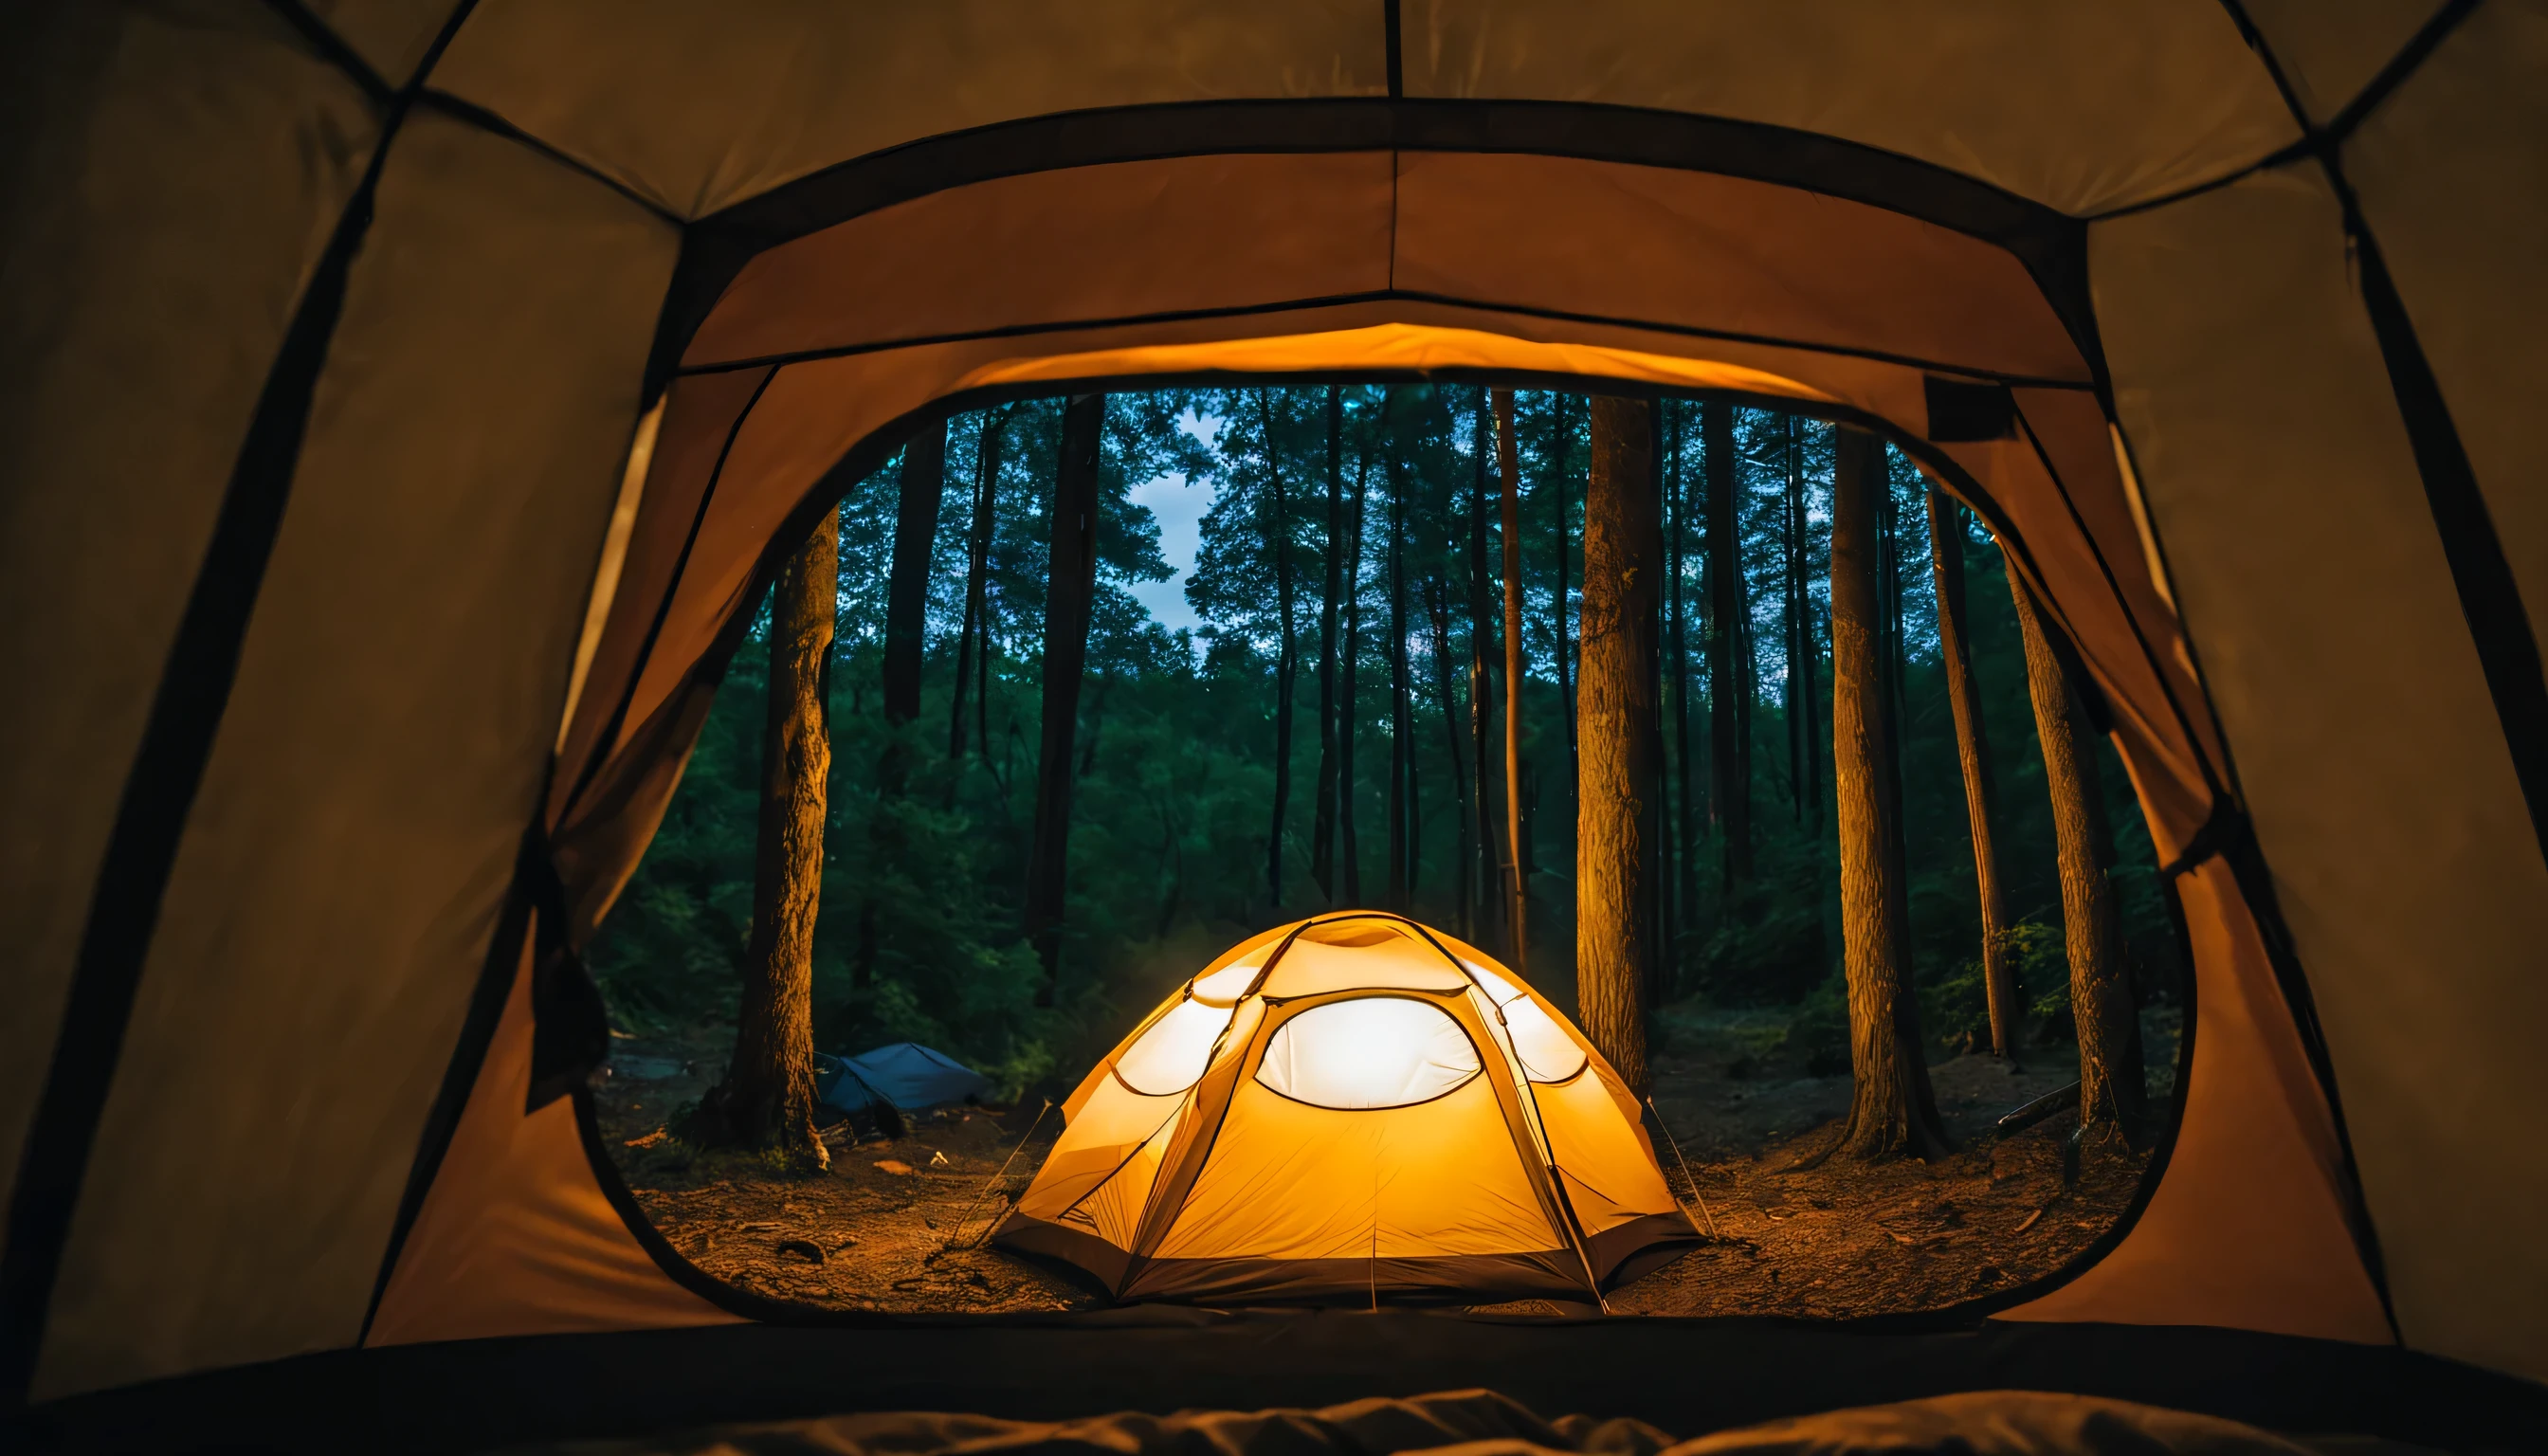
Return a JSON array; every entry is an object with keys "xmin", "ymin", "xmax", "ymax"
[{"xmin": 3, "ymin": 0, "xmax": 2542, "ymax": 1446}]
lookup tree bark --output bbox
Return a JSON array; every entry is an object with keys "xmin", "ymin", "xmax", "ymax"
[
  {"xmin": 1550, "ymin": 394, "xmax": 1578, "ymax": 806},
  {"xmin": 883, "ymin": 421, "xmax": 946, "ymax": 733},
  {"xmin": 1469, "ymin": 391, "xmax": 1500, "ymax": 942},
  {"xmin": 1703, "ymin": 401, "xmax": 1754, "ymax": 889},
  {"xmin": 1795, "ymin": 427, "xmax": 1824, "ymax": 837},
  {"xmin": 1339, "ymin": 432, "xmax": 1371, "ymax": 905},
  {"xmin": 1311, "ymin": 386, "xmax": 1344, "ymax": 901},
  {"xmin": 1024, "ymin": 393, "xmax": 1104, "ymax": 1005},
  {"xmin": 1928, "ymin": 487, "xmax": 2016, "ymax": 1057},
  {"xmin": 1262, "ymin": 391, "xmax": 1298, "ymax": 911},
  {"xmin": 950, "ymin": 409, "xmax": 1008, "ymax": 763},
  {"xmin": 1666, "ymin": 404, "xmax": 1699, "ymax": 937},
  {"xmin": 1782, "ymin": 415, "xmax": 1806, "ymax": 821},
  {"xmin": 698, "ymin": 508, "xmax": 835, "ymax": 1170},
  {"xmin": 1829, "ymin": 426, "xmax": 1948, "ymax": 1161},
  {"xmin": 1385, "ymin": 391, "xmax": 1413, "ymax": 912},
  {"xmin": 1428, "ymin": 571, "xmax": 1473, "ymax": 937},
  {"xmin": 1578, "ymin": 395, "xmax": 1658, "ymax": 1096},
  {"xmin": 1494, "ymin": 388, "xmax": 1528, "ymax": 970},
  {"xmin": 2009, "ymin": 569, "xmax": 2144, "ymax": 1136}
]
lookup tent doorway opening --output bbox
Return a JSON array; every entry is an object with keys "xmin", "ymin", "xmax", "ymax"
[{"xmin": 585, "ymin": 381, "xmax": 2184, "ymax": 1320}]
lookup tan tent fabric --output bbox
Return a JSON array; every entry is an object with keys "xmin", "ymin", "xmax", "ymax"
[
  {"xmin": 0, "ymin": 0, "xmax": 379, "ymax": 1258},
  {"xmin": 368, "ymin": 930, "xmax": 737, "ymax": 1348},
  {"xmin": 2240, "ymin": 1, "xmax": 2451, "ymax": 125},
  {"xmin": 2344, "ymin": 4, "xmax": 2548, "ymax": 641},
  {"xmin": 997, "ymin": 916, "xmax": 1696, "ymax": 1302},
  {"xmin": 27, "ymin": 107, "xmax": 678, "ymax": 1399},
  {"xmin": 2090, "ymin": 161, "xmax": 2548, "ymax": 1380},
  {"xmin": 7, "ymin": 0, "xmax": 2542, "ymax": 1413},
  {"xmin": 1397, "ymin": 1, "xmax": 2297, "ymax": 214},
  {"xmin": 430, "ymin": 1, "xmax": 1390, "ymax": 220},
  {"xmin": 1998, "ymin": 860, "xmax": 2388, "ymax": 1344}
]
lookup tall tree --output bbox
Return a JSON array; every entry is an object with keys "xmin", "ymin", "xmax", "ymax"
[
  {"xmin": 1789, "ymin": 418, "xmax": 1824, "ymax": 835},
  {"xmin": 1577, "ymin": 395, "xmax": 1659, "ymax": 1095},
  {"xmin": 691, "ymin": 507, "xmax": 836, "ymax": 1170},
  {"xmin": 1928, "ymin": 486, "xmax": 2016, "ymax": 1057},
  {"xmin": 1468, "ymin": 391, "xmax": 1500, "ymax": 940},
  {"xmin": 1260, "ymin": 391, "xmax": 1300, "ymax": 910},
  {"xmin": 1023, "ymin": 393, "xmax": 1105, "ymax": 1005},
  {"xmin": 1702, "ymin": 400, "xmax": 1754, "ymax": 888},
  {"xmin": 1829, "ymin": 426, "xmax": 1948, "ymax": 1160},
  {"xmin": 882, "ymin": 422, "xmax": 946, "ymax": 737},
  {"xmin": 2010, "ymin": 570, "xmax": 2143, "ymax": 1136},
  {"xmin": 1384, "ymin": 391, "xmax": 1414, "ymax": 911},
  {"xmin": 1493, "ymin": 388, "xmax": 1528, "ymax": 967},
  {"xmin": 949, "ymin": 408, "xmax": 1009, "ymax": 764},
  {"xmin": 1780, "ymin": 415, "xmax": 1806, "ymax": 821},
  {"xmin": 1427, "ymin": 566, "xmax": 1473, "ymax": 937},
  {"xmin": 1339, "ymin": 420, "xmax": 1372, "ymax": 905},
  {"xmin": 1665, "ymin": 402, "xmax": 1699, "ymax": 937},
  {"xmin": 1550, "ymin": 393, "xmax": 1579, "ymax": 803},
  {"xmin": 1310, "ymin": 386, "xmax": 1344, "ymax": 902}
]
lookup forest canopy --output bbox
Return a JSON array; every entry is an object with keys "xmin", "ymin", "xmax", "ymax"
[{"xmin": 589, "ymin": 385, "xmax": 2175, "ymax": 1103}]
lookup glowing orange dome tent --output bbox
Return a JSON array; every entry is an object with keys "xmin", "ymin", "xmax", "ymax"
[{"xmin": 997, "ymin": 916, "xmax": 1699, "ymax": 1303}]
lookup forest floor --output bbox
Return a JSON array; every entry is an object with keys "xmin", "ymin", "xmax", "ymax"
[{"xmin": 596, "ymin": 1004, "xmax": 2171, "ymax": 1318}]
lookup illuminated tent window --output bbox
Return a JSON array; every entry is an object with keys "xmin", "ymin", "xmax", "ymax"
[
  {"xmin": 1115, "ymin": 996, "xmax": 1235, "ymax": 1095},
  {"xmin": 1462, "ymin": 959, "xmax": 1528, "ymax": 1005},
  {"xmin": 1255, "ymin": 997, "xmax": 1481, "ymax": 1110},
  {"xmin": 1500, "ymin": 996, "xmax": 1590, "ymax": 1083},
  {"xmin": 1188, "ymin": 953, "xmax": 1265, "ymax": 1005}
]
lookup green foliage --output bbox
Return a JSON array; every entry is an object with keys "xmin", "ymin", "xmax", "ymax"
[{"xmin": 590, "ymin": 384, "xmax": 2182, "ymax": 1105}]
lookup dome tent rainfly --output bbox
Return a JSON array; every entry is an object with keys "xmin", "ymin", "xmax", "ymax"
[
  {"xmin": 996, "ymin": 916, "xmax": 1700, "ymax": 1303},
  {"xmin": 4, "ymin": 2, "xmax": 2546, "ymax": 1449}
]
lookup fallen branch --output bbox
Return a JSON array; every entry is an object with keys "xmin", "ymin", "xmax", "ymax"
[{"xmin": 1995, "ymin": 1081, "xmax": 2080, "ymax": 1135}]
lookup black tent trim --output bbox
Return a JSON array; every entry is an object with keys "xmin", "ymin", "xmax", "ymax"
[{"xmin": 0, "ymin": 0, "xmax": 487, "ymax": 1406}]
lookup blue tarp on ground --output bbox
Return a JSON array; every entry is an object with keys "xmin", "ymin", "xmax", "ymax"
[{"xmin": 818, "ymin": 1042, "xmax": 987, "ymax": 1112}]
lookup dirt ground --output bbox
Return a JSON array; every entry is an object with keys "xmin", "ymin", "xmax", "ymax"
[{"xmin": 595, "ymin": 1005, "xmax": 2170, "ymax": 1317}]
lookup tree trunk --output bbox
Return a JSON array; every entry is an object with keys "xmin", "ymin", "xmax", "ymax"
[
  {"xmin": 2010, "ymin": 569, "xmax": 2143, "ymax": 1136},
  {"xmin": 1703, "ymin": 401, "xmax": 1754, "ymax": 889},
  {"xmin": 1494, "ymin": 388, "xmax": 1528, "ymax": 969},
  {"xmin": 1311, "ymin": 386, "xmax": 1344, "ymax": 902},
  {"xmin": 1385, "ymin": 391, "xmax": 1412, "ymax": 911},
  {"xmin": 1024, "ymin": 392, "xmax": 1104, "ymax": 1005},
  {"xmin": 1428, "ymin": 572, "xmax": 1472, "ymax": 937},
  {"xmin": 1262, "ymin": 391, "xmax": 1298, "ymax": 911},
  {"xmin": 1469, "ymin": 391, "xmax": 1500, "ymax": 942},
  {"xmin": 1782, "ymin": 415, "xmax": 1806, "ymax": 822},
  {"xmin": 1577, "ymin": 395, "xmax": 1658, "ymax": 1096},
  {"xmin": 883, "ymin": 421, "xmax": 946, "ymax": 733},
  {"xmin": 1796, "ymin": 428, "xmax": 1825, "ymax": 837},
  {"xmin": 950, "ymin": 409, "xmax": 1008, "ymax": 763},
  {"xmin": 1666, "ymin": 403, "xmax": 1699, "ymax": 937},
  {"xmin": 1928, "ymin": 487, "xmax": 2016, "ymax": 1057},
  {"xmin": 1829, "ymin": 426, "xmax": 1948, "ymax": 1161},
  {"xmin": 697, "ymin": 509, "xmax": 835, "ymax": 1170},
  {"xmin": 1339, "ymin": 433, "xmax": 1371, "ymax": 904},
  {"xmin": 1550, "ymin": 394, "xmax": 1578, "ymax": 806}
]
